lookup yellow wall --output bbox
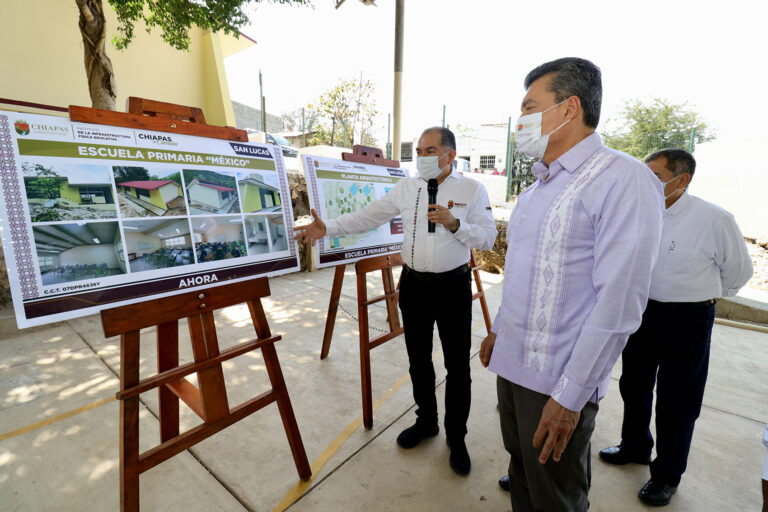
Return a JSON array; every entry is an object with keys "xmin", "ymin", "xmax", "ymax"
[
  {"xmin": 149, "ymin": 189, "xmax": 166, "ymax": 210},
  {"xmin": 59, "ymin": 181, "xmax": 81, "ymax": 203},
  {"xmin": 0, "ymin": 1, "xmax": 250, "ymax": 125}
]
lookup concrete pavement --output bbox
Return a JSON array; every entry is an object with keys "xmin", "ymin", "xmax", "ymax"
[{"xmin": 1, "ymin": 266, "xmax": 766, "ymax": 511}]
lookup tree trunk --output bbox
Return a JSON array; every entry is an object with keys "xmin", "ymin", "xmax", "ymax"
[{"xmin": 76, "ymin": 0, "xmax": 117, "ymax": 110}]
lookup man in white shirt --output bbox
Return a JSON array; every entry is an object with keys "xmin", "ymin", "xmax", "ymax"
[
  {"xmin": 294, "ymin": 127, "xmax": 497, "ymax": 476},
  {"xmin": 599, "ymin": 149, "xmax": 754, "ymax": 506}
]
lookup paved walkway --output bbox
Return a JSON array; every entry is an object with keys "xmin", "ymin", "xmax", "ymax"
[{"xmin": 0, "ymin": 267, "xmax": 766, "ymax": 511}]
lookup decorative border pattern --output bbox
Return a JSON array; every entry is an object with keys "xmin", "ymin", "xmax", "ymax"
[
  {"xmin": 273, "ymin": 148, "xmax": 296, "ymax": 257},
  {"xmin": 0, "ymin": 114, "xmax": 38, "ymax": 300},
  {"xmin": 523, "ymin": 148, "xmax": 615, "ymax": 373},
  {"xmin": 306, "ymin": 156, "xmax": 325, "ymax": 254}
]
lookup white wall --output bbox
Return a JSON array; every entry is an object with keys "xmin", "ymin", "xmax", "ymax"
[
  {"xmin": 125, "ymin": 232, "xmax": 162, "ymax": 255},
  {"xmin": 189, "ymin": 183, "xmax": 222, "ymax": 207},
  {"xmin": 59, "ymin": 244, "xmax": 119, "ymax": 268},
  {"xmin": 201, "ymin": 224, "xmax": 241, "ymax": 243},
  {"xmin": 159, "ymin": 183, "xmax": 179, "ymax": 204}
]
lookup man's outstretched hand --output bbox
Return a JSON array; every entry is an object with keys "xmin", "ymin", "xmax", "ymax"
[
  {"xmin": 532, "ymin": 397, "xmax": 580, "ymax": 464},
  {"xmin": 293, "ymin": 208, "xmax": 327, "ymax": 246}
]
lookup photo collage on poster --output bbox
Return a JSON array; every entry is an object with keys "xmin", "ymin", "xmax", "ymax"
[{"xmin": 24, "ymin": 160, "xmax": 289, "ymax": 287}]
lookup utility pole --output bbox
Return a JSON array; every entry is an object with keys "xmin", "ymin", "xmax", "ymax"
[
  {"xmin": 442, "ymin": 105, "xmax": 446, "ymax": 128},
  {"xmin": 302, "ymin": 107, "xmax": 306, "ymax": 148},
  {"xmin": 387, "ymin": 113, "xmax": 391, "ymax": 159},
  {"xmin": 505, "ymin": 117, "xmax": 512, "ymax": 201},
  {"xmin": 392, "ymin": 0, "xmax": 404, "ymax": 161},
  {"xmin": 259, "ymin": 69, "xmax": 267, "ymax": 134}
]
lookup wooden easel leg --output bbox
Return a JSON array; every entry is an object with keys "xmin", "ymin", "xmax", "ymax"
[
  {"xmin": 470, "ymin": 252, "xmax": 492, "ymax": 334},
  {"xmin": 120, "ymin": 332, "xmax": 141, "ymax": 512},
  {"xmin": 261, "ymin": 343, "xmax": 312, "ymax": 480},
  {"xmin": 357, "ymin": 272, "xmax": 373, "ymax": 430},
  {"xmin": 382, "ymin": 267, "xmax": 401, "ymax": 332},
  {"xmin": 157, "ymin": 321, "xmax": 179, "ymax": 442},
  {"xmin": 320, "ymin": 264, "xmax": 346, "ymax": 360}
]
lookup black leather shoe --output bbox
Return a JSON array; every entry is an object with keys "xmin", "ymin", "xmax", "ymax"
[
  {"xmin": 498, "ymin": 475, "xmax": 510, "ymax": 492},
  {"xmin": 446, "ymin": 438, "xmax": 471, "ymax": 476},
  {"xmin": 599, "ymin": 445, "xmax": 651, "ymax": 465},
  {"xmin": 638, "ymin": 479, "xmax": 677, "ymax": 506},
  {"xmin": 396, "ymin": 423, "xmax": 439, "ymax": 449}
]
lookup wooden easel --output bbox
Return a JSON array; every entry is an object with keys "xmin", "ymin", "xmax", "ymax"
[
  {"xmin": 317, "ymin": 146, "xmax": 493, "ymax": 429},
  {"xmin": 74, "ymin": 98, "xmax": 311, "ymax": 511}
]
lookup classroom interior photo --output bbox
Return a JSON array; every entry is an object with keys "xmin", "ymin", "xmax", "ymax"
[
  {"xmin": 191, "ymin": 216, "xmax": 247, "ymax": 262},
  {"xmin": 122, "ymin": 218, "xmax": 195, "ymax": 273},
  {"xmin": 244, "ymin": 214, "xmax": 288, "ymax": 255},
  {"xmin": 34, "ymin": 221, "xmax": 126, "ymax": 285}
]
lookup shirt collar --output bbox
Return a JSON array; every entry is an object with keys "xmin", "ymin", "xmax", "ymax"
[
  {"xmin": 665, "ymin": 190, "xmax": 691, "ymax": 216},
  {"xmin": 530, "ymin": 132, "xmax": 603, "ymax": 182}
]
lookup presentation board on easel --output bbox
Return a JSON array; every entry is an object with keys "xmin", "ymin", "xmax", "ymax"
[
  {"xmin": 302, "ymin": 154, "xmax": 410, "ymax": 267},
  {"xmin": 0, "ymin": 110, "xmax": 300, "ymax": 328}
]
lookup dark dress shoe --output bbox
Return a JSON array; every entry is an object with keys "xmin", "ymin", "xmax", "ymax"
[
  {"xmin": 396, "ymin": 423, "xmax": 439, "ymax": 449},
  {"xmin": 599, "ymin": 445, "xmax": 651, "ymax": 465},
  {"xmin": 446, "ymin": 437, "xmax": 471, "ymax": 476},
  {"xmin": 638, "ymin": 479, "xmax": 677, "ymax": 506},
  {"xmin": 498, "ymin": 475, "xmax": 510, "ymax": 492}
]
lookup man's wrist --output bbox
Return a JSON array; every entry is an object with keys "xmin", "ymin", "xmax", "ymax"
[{"xmin": 449, "ymin": 218, "xmax": 460, "ymax": 233}]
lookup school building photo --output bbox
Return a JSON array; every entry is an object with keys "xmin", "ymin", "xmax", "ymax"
[
  {"xmin": 122, "ymin": 218, "xmax": 195, "ymax": 273},
  {"xmin": 183, "ymin": 169, "xmax": 241, "ymax": 215},
  {"xmin": 113, "ymin": 166, "xmax": 187, "ymax": 217},
  {"xmin": 237, "ymin": 171, "xmax": 282, "ymax": 213},
  {"xmin": 22, "ymin": 162, "xmax": 117, "ymax": 222},
  {"xmin": 33, "ymin": 221, "xmax": 126, "ymax": 286}
]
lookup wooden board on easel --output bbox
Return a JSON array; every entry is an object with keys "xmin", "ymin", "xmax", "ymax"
[
  {"xmin": 68, "ymin": 98, "xmax": 310, "ymax": 512},
  {"xmin": 309, "ymin": 145, "xmax": 492, "ymax": 430}
]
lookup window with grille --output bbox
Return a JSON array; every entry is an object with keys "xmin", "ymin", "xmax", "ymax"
[
  {"xmin": 400, "ymin": 142, "xmax": 413, "ymax": 162},
  {"xmin": 480, "ymin": 155, "xmax": 496, "ymax": 169}
]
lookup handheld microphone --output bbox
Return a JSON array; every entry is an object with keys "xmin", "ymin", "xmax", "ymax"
[{"xmin": 427, "ymin": 178, "xmax": 438, "ymax": 233}]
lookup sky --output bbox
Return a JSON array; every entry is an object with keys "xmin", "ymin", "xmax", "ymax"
[{"xmin": 225, "ymin": 0, "xmax": 768, "ymax": 146}]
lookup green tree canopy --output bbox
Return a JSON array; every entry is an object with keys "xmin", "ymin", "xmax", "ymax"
[
  {"xmin": 77, "ymin": 0, "xmax": 310, "ymax": 110},
  {"xmin": 601, "ymin": 98, "xmax": 716, "ymax": 160},
  {"xmin": 113, "ymin": 166, "xmax": 150, "ymax": 182}
]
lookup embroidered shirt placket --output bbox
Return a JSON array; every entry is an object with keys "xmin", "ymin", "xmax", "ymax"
[{"xmin": 522, "ymin": 149, "xmax": 615, "ymax": 374}]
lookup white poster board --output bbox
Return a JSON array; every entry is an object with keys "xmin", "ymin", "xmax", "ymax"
[
  {"xmin": 0, "ymin": 111, "xmax": 300, "ymax": 328},
  {"xmin": 303, "ymin": 155, "xmax": 408, "ymax": 268}
]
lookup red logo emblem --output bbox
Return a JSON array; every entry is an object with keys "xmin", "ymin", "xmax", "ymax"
[
  {"xmin": 447, "ymin": 200, "xmax": 454, "ymax": 209},
  {"xmin": 14, "ymin": 120, "xmax": 30, "ymax": 135},
  {"xmin": 517, "ymin": 124, "xmax": 523, "ymax": 131}
]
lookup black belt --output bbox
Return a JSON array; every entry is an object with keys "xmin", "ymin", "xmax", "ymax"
[
  {"xmin": 402, "ymin": 262, "xmax": 470, "ymax": 282},
  {"xmin": 648, "ymin": 298, "xmax": 716, "ymax": 307}
]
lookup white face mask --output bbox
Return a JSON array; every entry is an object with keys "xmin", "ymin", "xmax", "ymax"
[
  {"xmin": 416, "ymin": 153, "xmax": 448, "ymax": 180},
  {"xmin": 660, "ymin": 174, "xmax": 684, "ymax": 201},
  {"xmin": 514, "ymin": 100, "xmax": 570, "ymax": 159}
]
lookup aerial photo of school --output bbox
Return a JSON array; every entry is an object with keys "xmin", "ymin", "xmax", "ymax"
[
  {"xmin": 122, "ymin": 218, "xmax": 195, "ymax": 273},
  {"xmin": 34, "ymin": 221, "xmax": 126, "ymax": 285},
  {"xmin": 191, "ymin": 216, "xmax": 247, "ymax": 261},
  {"xmin": 22, "ymin": 162, "xmax": 118, "ymax": 222},
  {"xmin": 113, "ymin": 165, "xmax": 188, "ymax": 217}
]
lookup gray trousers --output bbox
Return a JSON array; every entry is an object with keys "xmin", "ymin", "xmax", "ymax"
[{"xmin": 497, "ymin": 376, "xmax": 599, "ymax": 512}]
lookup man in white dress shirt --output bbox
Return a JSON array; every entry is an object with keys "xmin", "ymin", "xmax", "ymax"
[
  {"xmin": 599, "ymin": 148, "xmax": 754, "ymax": 506},
  {"xmin": 294, "ymin": 127, "xmax": 497, "ymax": 476}
]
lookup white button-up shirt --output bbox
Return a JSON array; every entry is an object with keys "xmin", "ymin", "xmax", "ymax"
[
  {"xmin": 325, "ymin": 169, "xmax": 497, "ymax": 272},
  {"xmin": 649, "ymin": 191, "xmax": 753, "ymax": 302}
]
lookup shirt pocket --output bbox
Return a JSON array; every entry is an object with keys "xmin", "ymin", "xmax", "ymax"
[{"xmin": 663, "ymin": 248, "xmax": 708, "ymax": 276}]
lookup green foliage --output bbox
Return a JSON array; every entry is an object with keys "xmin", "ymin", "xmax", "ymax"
[
  {"xmin": 300, "ymin": 76, "xmax": 379, "ymax": 147},
  {"xmin": 113, "ymin": 166, "xmax": 150, "ymax": 182},
  {"xmin": 601, "ymin": 98, "xmax": 716, "ymax": 160},
  {"xmin": 21, "ymin": 163, "xmax": 62, "ymax": 199},
  {"xmin": 507, "ymin": 143, "xmax": 537, "ymax": 196},
  {"xmin": 108, "ymin": 0, "xmax": 311, "ymax": 51},
  {"xmin": 183, "ymin": 169, "xmax": 236, "ymax": 188}
]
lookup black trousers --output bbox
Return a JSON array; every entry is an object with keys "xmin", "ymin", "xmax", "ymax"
[
  {"xmin": 619, "ymin": 299, "xmax": 716, "ymax": 487},
  {"xmin": 397, "ymin": 264, "xmax": 472, "ymax": 439},
  {"xmin": 498, "ymin": 377, "xmax": 598, "ymax": 512}
]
